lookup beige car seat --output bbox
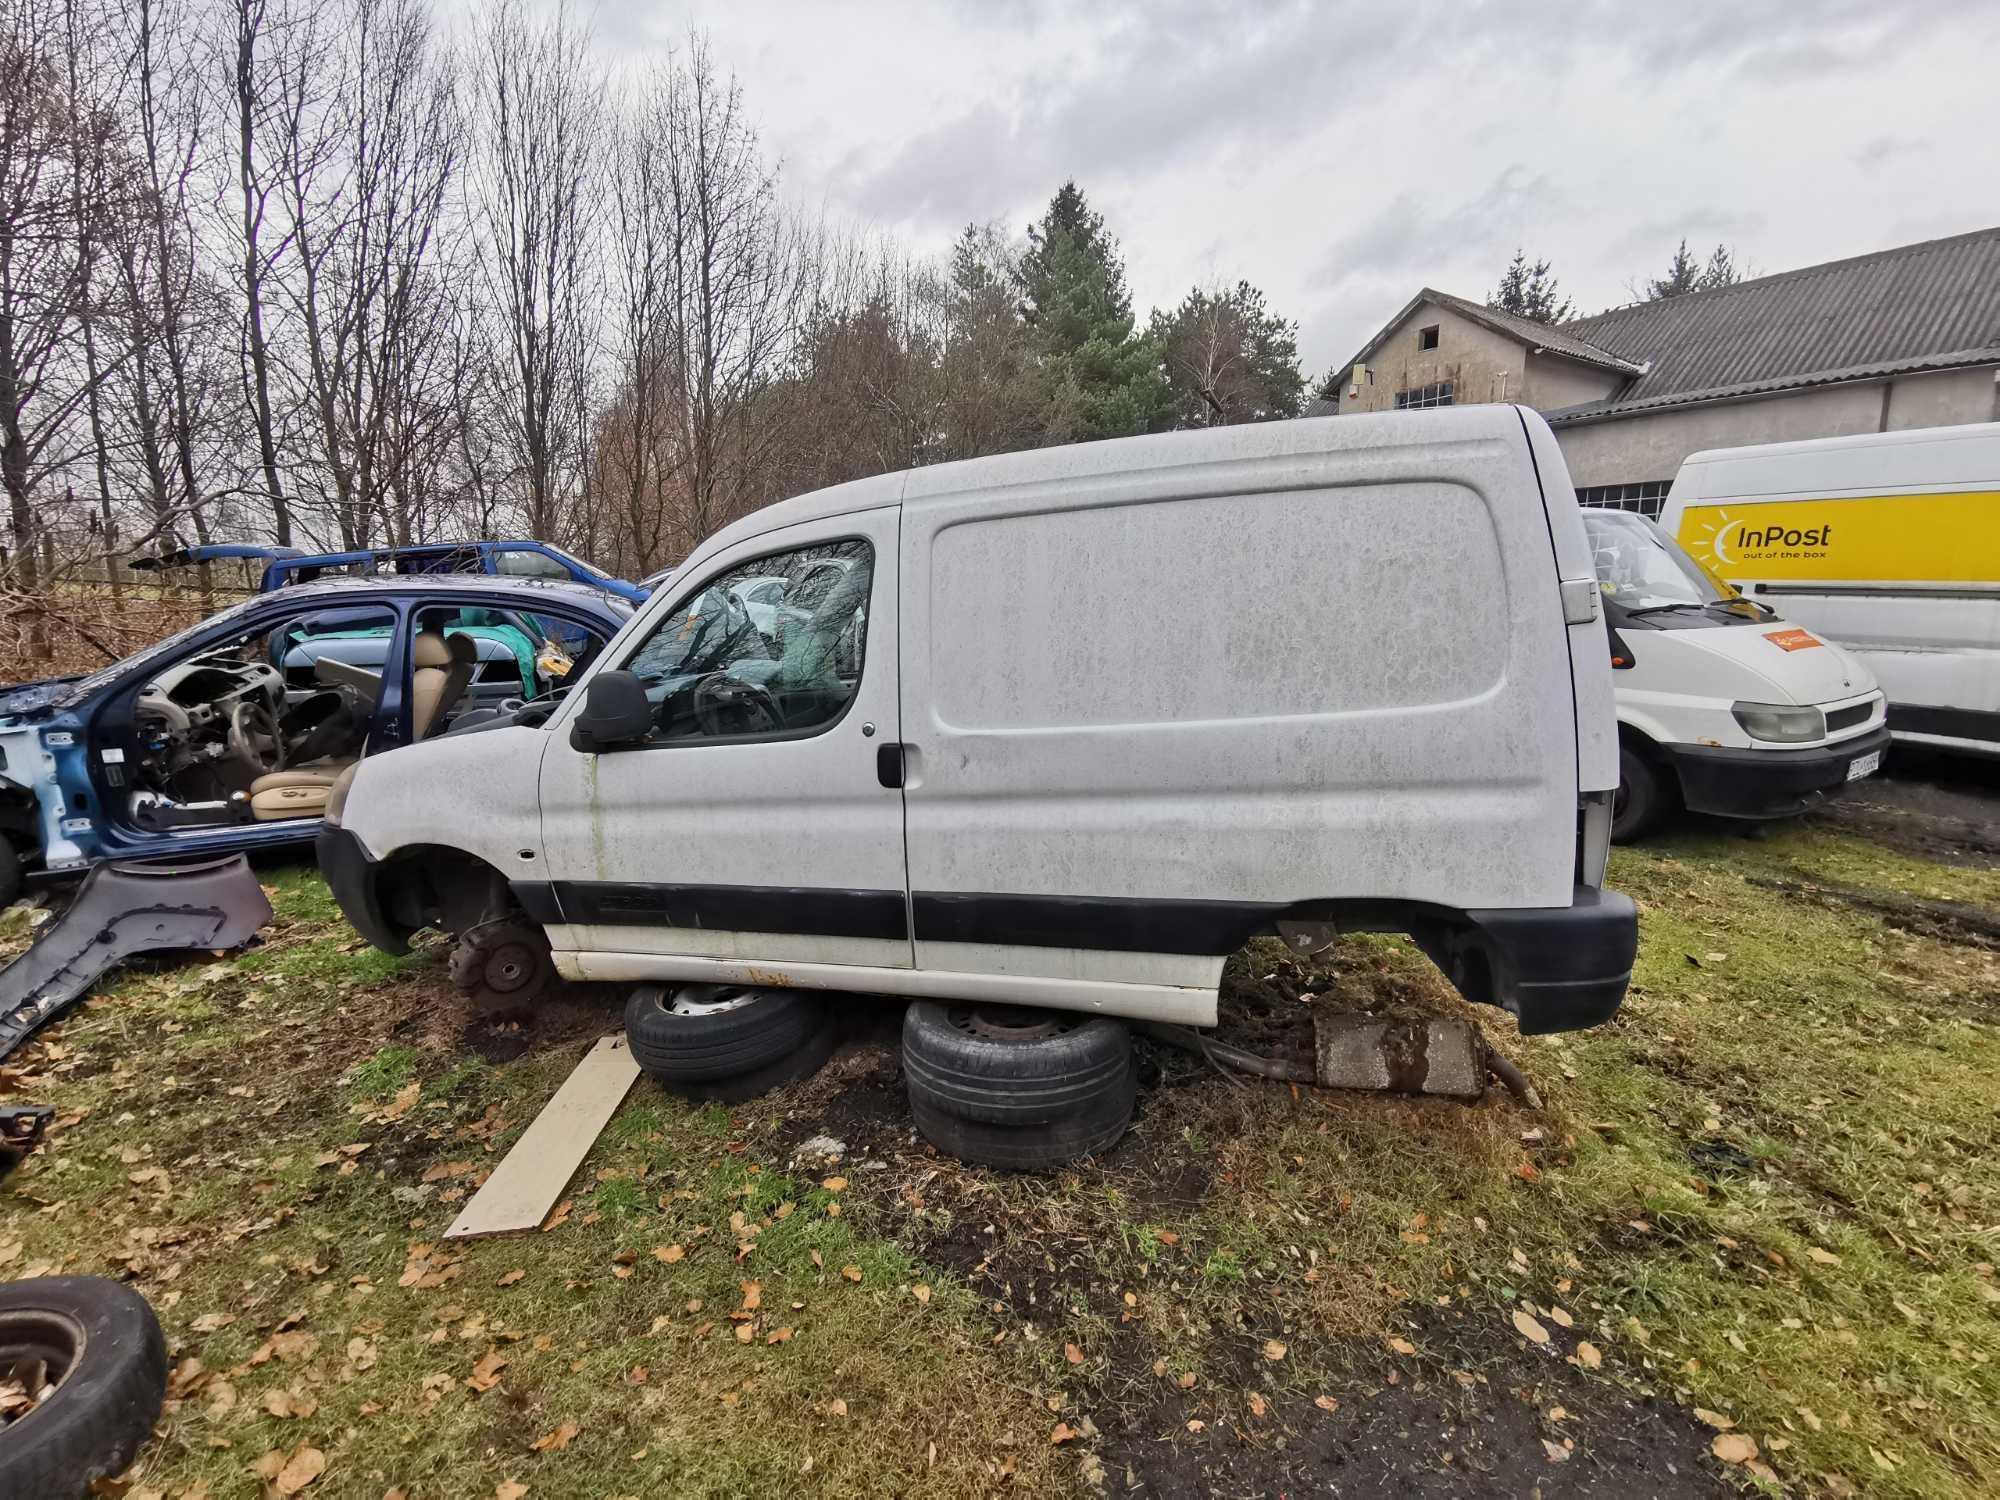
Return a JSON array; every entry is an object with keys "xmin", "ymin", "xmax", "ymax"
[{"xmin": 248, "ymin": 630, "xmax": 474, "ymax": 821}]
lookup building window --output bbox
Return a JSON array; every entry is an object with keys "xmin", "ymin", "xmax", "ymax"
[
  {"xmin": 1574, "ymin": 480, "xmax": 1672, "ymax": 518},
  {"xmin": 1417, "ymin": 325, "xmax": 1440, "ymax": 351},
  {"xmin": 1393, "ymin": 381, "xmax": 1454, "ymax": 410}
]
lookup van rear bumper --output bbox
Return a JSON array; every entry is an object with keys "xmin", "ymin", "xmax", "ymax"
[
  {"xmin": 1415, "ymin": 885, "xmax": 1637, "ymax": 1036},
  {"xmin": 1668, "ymin": 725, "xmax": 1890, "ymax": 820},
  {"xmin": 317, "ymin": 825, "xmax": 412, "ymax": 955}
]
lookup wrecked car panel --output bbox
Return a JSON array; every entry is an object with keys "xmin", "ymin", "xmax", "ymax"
[{"xmin": 0, "ymin": 855, "xmax": 271, "ymax": 1063}]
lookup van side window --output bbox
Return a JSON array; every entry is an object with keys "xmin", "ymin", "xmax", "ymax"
[{"xmin": 622, "ymin": 538, "xmax": 872, "ymax": 744}]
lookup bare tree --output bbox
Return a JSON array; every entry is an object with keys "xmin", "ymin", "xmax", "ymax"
[{"xmin": 467, "ymin": 0, "xmax": 601, "ymax": 545}]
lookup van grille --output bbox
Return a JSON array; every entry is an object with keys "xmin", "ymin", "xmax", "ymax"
[{"xmin": 1826, "ymin": 702, "xmax": 1874, "ymax": 734}]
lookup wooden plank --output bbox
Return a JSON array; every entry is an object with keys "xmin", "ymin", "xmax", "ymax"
[{"xmin": 445, "ymin": 1034, "xmax": 640, "ymax": 1240}]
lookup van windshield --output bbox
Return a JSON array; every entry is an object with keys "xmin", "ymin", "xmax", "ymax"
[{"xmin": 1581, "ymin": 510, "xmax": 1730, "ymax": 611}]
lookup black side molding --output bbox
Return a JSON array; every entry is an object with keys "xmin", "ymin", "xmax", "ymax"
[{"xmin": 552, "ymin": 880, "xmax": 909, "ymax": 942}]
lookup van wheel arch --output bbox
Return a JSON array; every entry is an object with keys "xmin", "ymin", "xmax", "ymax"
[
  {"xmin": 1613, "ymin": 726, "xmax": 1678, "ymax": 843},
  {"xmin": 373, "ymin": 844, "xmax": 522, "ymax": 942}
]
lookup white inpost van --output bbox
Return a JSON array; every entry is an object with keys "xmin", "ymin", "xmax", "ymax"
[
  {"xmin": 320, "ymin": 408, "xmax": 1636, "ymax": 1156},
  {"xmin": 1660, "ymin": 422, "xmax": 2000, "ymax": 756},
  {"xmin": 1580, "ymin": 509, "xmax": 1888, "ymax": 842}
]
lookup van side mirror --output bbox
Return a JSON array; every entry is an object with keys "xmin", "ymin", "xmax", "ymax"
[{"xmin": 569, "ymin": 670, "xmax": 653, "ymax": 752}]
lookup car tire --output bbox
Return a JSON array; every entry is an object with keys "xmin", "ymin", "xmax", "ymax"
[
  {"xmin": 1611, "ymin": 744, "xmax": 1670, "ymax": 844},
  {"xmin": 901, "ymin": 1002, "xmax": 1135, "ymax": 1169},
  {"xmin": 624, "ymin": 984, "xmax": 829, "ymax": 1085},
  {"xmin": 663, "ymin": 1013, "xmax": 841, "ymax": 1104},
  {"xmin": 0, "ymin": 838, "xmax": 20, "ymax": 909},
  {"xmin": 448, "ymin": 920, "xmax": 557, "ymax": 1019},
  {"xmin": 0, "ymin": 1276, "xmax": 166, "ymax": 1499}
]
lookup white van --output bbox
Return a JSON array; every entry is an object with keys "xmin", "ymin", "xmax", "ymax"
[
  {"xmin": 1580, "ymin": 509, "xmax": 1888, "ymax": 841},
  {"xmin": 320, "ymin": 407, "xmax": 1636, "ymax": 1163},
  {"xmin": 1660, "ymin": 422, "xmax": 2000, "ymax": 756}
]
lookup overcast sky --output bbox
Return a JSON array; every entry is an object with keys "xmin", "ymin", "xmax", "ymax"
[{"xmin": 579, "ymin": 0, "xmax": 1999, "ymax": 377}]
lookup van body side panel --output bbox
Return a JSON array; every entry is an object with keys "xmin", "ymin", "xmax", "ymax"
[
  {"xmin": 1662, "ymin": 424, "xmax": 2000, "ymax": 752},
  {"xmin": 898, "ymin": 410, "xmax": 1580, "ymax": 991}
]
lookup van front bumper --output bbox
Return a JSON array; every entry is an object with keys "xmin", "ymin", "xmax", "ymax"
[
  {"xmin": 316, "ymin": 825, "xmax": 412, "ymax": 955},
  {"xmin": 1415, "ymin": 884, "xmax": 1638, "ymax": 1036},
  {"xmin": 1667, "ymin": 725, "xmax": 1890, "ymax": 821}
]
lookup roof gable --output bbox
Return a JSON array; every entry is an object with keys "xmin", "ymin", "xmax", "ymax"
[{"xmin": 1342, "ymin": 289, "xmax": 1643, "ymax": 382}]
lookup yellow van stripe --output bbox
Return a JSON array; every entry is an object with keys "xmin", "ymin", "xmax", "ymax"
[{"xmin": 1676, "ymin": 491, "xmax": 2000, "ymax": 583}]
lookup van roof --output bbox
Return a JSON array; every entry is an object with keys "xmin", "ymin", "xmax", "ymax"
[
  {"xmin": 693, "ymin": 406, "xmax": 1540, "ymax": 562},
  {"xmin": 1681, "ymin": 420, "xmax": 2000, "ymax": 469}
]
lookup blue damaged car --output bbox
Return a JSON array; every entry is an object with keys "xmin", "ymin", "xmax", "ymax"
[{"xmin": 0, "ymin": 576, "xmax": 631, "ymax": 905}]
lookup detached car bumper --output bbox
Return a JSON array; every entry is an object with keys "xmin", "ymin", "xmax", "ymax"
[
  {"xmin": 1668, "ymin": 725, "xmax": 1890, "ymax": 821},
  {"xmin": 316, "ymin": 825, "xmax": 412, "ymax": 955},
  {"xmin": 1416, "ymin": 884, "xmax": 1638, "ymax": 1036}
]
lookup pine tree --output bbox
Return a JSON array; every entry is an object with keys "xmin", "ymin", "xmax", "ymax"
[
  {"xmin": 1488, "ymin": 249, "xmax": 1575, "ymax": 324},
  {"xmin": 1645, "ymin": 240, "xmax": 1742, "ymax": 300},
  {"xmin": 1017, "ymin": 183, "xmax": 1167, "ymax": 441}
]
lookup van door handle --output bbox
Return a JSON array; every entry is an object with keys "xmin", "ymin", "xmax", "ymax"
[{"xmin": 875, "ymin": 743, "xmax": 908, "ymax": 789}]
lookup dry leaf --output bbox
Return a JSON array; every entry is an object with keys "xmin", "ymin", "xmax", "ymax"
[
  {"xmin": 1314, "ymin": 1395, "xmax": 1340, "ymax": 1412},
  {"xmin": 766, "ymin": 1327, "xmax": 794, "ymax": 1344},
  {"xmin": 540, "ymin": 1199, "xmax": 573, "ymax": 1232},
  {"xmin": 1064, "ymin": 1343, "xmax": 1084, "ymax": 1364},
  {"xmin": 1246, "ymin": 1391, "xmax": 1268, "ymax": 1417},
  {"xmin": 1695, "ymin": 1408, "xmax": 1736, "ymax": 1431},
  {"xmin": 912, "ymin": 1284, "xmax": 931, "ymax": 1304},
  {"xmin": 1050, "ymin": 1422, "xmax": 1077, "ymax": 1445},
  {"xmin": 275, "ymin": 1446, "xmax": 327, "ymax": 1494},
  {"xmin": 496, "ymin": 1269, "xmax": 525, "ymax": 1287},
  {"xmin": 466, "ymin": 1348, "xmax": 508, "ymax": 1393},
  {"xmin": 1511, "ymin": 1309, "xmax": 1550, "ymax": 1345},
  {"xmin": 1542, "ymin": 1438, "xmax": 1571, "ymax": 1463},
  {"xmin": 827, "ymin": 1398, "xmax": 848, "ymax": 1417},
  {"xmin": 1154, "ymin": 1230, "xmax": 1180, "ymax": 1247},
  {"xmin": 1262, "ymin": 1339, "xmax": 1287, "ymax": 1361},
  {"xmin": 1808, "ymin": 1247, "xmax": 1841, "ymax": 1266},
  {"xmin": 1576, "ymin": 1342, "xmax": 1603, "ymax": 1370},
  {"xmin": 841, "ymin": 1266, "xmax": 862, "ymax": 1283},
  {"xmin": 495, "ymin": 1484, "xmax": 529, "ymax": 1500},
  {"xmin": 1387, "ymin": 1336, "xmax": 1416, "ymax": 1356},
  {"xmin": 741, "ymin": 1281, "xmax": 762, "ymax": 1311},
  {"xmin": 1712, "ymin": 1433, "xmax": 1759, "ymax": 1465},
  {"xmin": 734, "ymin": 1323, "xmax": 754, "ymax": 1344},
  {"xmin": 1547, "ymin": 1306, "xmax": 1574, "ymax": 1329},
  {"xmin": 529, "ymin": 1422, "xmax": 579, "ymax": 1453},
  {"xmin": 380, "ymin": 1081, "xmax": 421, "ymax": 1121},
  {"xmin": 821, "ymin": 1176, "xmax": 848, "ymax": 1192},
  {"xmin": 825, "ymin": 1202, "xmax": 842, "ymax": 1218},
  {"xmin": 654, "ymin": 1245, "xmax": 684, "ymax": 1265}
]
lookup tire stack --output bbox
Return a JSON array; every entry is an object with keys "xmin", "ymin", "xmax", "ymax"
[
  {"xmin": 624, "ymin": 984, "xmax": 837, "ymax": 1102},
  {"xmin": 901, "ymin": 1002, "xmax": 1134, "ymax": 1170}
]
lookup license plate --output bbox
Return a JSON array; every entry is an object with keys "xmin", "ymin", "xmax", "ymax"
[{"xmin": 1845, "ymin": 750, "xmax": 1882, "ymax": 782}]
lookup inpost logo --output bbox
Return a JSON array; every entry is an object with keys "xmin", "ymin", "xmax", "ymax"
[{"xmin": 1687, "ymin": 510, "xmax": 1832, "ymax": 568}]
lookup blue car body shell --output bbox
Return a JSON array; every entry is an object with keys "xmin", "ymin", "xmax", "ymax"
[{"xmin": 0, "ymin": 577, "xmax": 631, "ymax": 880}]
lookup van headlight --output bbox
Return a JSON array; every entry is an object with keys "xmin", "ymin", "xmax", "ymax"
[
  {"xmin": 1731, "ymin": 702, "xmax": 1825, "ymax": 744},
  {"xmin": 324, "ymin": 763, "xmax": 360, "ymax": 826}
]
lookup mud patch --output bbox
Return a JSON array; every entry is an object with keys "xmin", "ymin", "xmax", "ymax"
[
  {"xmin": 1093, "ymin": 1303, "xmax": 1728, "ymax": 1499},
  {"xmin": 1822, "ymin": 753, "xmax": 2000, "ymax": 868},
  {"xmin": 1747, "ymin": 873, "xmax": 2000, "ymax": 951}
]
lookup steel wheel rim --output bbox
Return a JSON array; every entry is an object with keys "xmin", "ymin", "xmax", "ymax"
[
  {"xmin": 668, "ymin": 986, "xmax": 760, "ymax": 1018},
  {"xmin": 949, "ymin": 1005, "xmax": 1076, "ymax": 1043}
]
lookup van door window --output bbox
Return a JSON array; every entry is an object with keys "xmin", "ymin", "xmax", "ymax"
[{"xmin": 622, "ymin": 539, "xmax": 871, "ymax": 743}]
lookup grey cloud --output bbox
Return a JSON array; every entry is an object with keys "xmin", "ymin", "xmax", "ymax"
[
  {"xmin": 1314, "ymin": 168, "xmax": 1567, "ymax": 293},
  {"xmin": 1602, "ymin": 210, "xmax": 1767, "ymax": 263},
  {"xmin": 1853, "ymin": 136, "xmax": 1924, "ymax": 172}
]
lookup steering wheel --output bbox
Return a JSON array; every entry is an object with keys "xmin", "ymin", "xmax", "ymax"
[
  {"xmin": 692, "ymin": 671, "xmax": 782, "ymax": 738},
  {"xmin": 227, "ymin": 698, "xmax": 285, "ymax": 773}
]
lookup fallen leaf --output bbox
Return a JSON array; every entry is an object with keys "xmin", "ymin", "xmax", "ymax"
[
  {"xmin": 1387, "ymin": 1336, "xmax": 1416, "ymax": 1356},
  {"xmin": 1542, "ymin": 1438, "xmax": 1571, "ymax": 1463},
  {"xmin": 1049, "ymin": 1422, "xmax": 1077, "ymax": 1445},
  {"xmin": 1246, "ymin": 1391, "xmax": 1268, "ymax": 1417},
  {"xmin": 654, "ymin": 1245, "xmax": 684, "ymax": 1265},
  {"xmin": 825, "ymin": 1202, "xmax": 842, "ymax": 1218},
  {"xmin": 1314, "ymin": 1394, "xmax": 1339, "ymax": 1412},
  {"xmin": 1576, "ymin": 1342, "xmax": 1603, "ymax": 1370},
  {"xmin": 380, "ymin": 1081, "xmax": 421, "ymax": 1121},
  {"xmin": 540, "ymin": 1200, "xmax": 573, "ymax": 1232},
  {"xmin": 529, "ymin": 1422, "xmax": 579, "ymax": 1453},
  {"xmin": 191, "ymin": 1312, "xmax": 237, "ymax": 1334},
  {"xmin": 1694, "ymin": 1408, "xmax": 1736, "ymax": 1431},
  {"xmin": 1064, "ymin": 1343, "xmax": 1084, "ymax": 1364},
  {"xmin": 1547, "ymin": 1306, "xmax": 1574, "ymax": 1329},
  {"xmin": 740, "ymin": 1281, "xmax": 762, "ymax": 1311},
  {"xmin": 261, "ymin": 1388, "xmax": 318, "ymax": 1419},
  {"xmin": 1176, "ymin": 1371, "xmax": 1196, "ymax": 1390},
  {"xmin": 1808, "ymin": 1248, "xmax": 1841, "ymax": 1266},
  {"xmin": 1512, "ymin": 1309, "xmax": 1550, "ymax": 1345},
  {"xmin": 496, "ymin": 1269, "xmax": 525, "ymax": 1287},
  {"xmin": 734, "ymin": 1323, "xmax": 754, "ymax": 1343},
  {"xmin": 466, "ymin": 1348, "xmax": 508, "ymax": 1393},
  {"xmin": 912, "ymin": 1284, "xmax": 931, "ymax": 1304},
  {"xmin": 275, "ymin": 1446, "xmax": 327, "ymax": 1494},
  {"xmin": 841, "ymin": 1266, "xmax": 863, "ymax": 1283},
  {"xmin": 1262, "ymin": 1339, "xmax": 1287, "ymax": 1361},
  {"xmin": 1154, "ymin": 1230, "xmax": 1180, "ymax": 1247},
  {"xmin": 827, "ymin": 1398, "xmax": 848, "ymax": 1417},
  {"xmin": 766, "ymin": 1327, "xmax": 794, "ymax": 1344},
  {"xmin": 821, "ymin": 1176, "xmax": 848, "ymax": 1192},
  {"xmin": 1712, "ymin": 1433, "xmax": 1759, "ymax": 1465},
  {"xmin": 495, "ymin": 1484, "xmax": 529, "ymax": 1500}
]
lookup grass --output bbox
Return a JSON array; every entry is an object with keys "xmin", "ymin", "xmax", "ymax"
[{"xmin": 1, "ymin": 816, "xmax": 1995, "ymax": 1496}]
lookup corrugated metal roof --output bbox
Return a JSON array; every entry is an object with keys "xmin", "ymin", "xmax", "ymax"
[{"xmin": 1549, "ymin": 227, "xmax": 2000, "ymax": 420}]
